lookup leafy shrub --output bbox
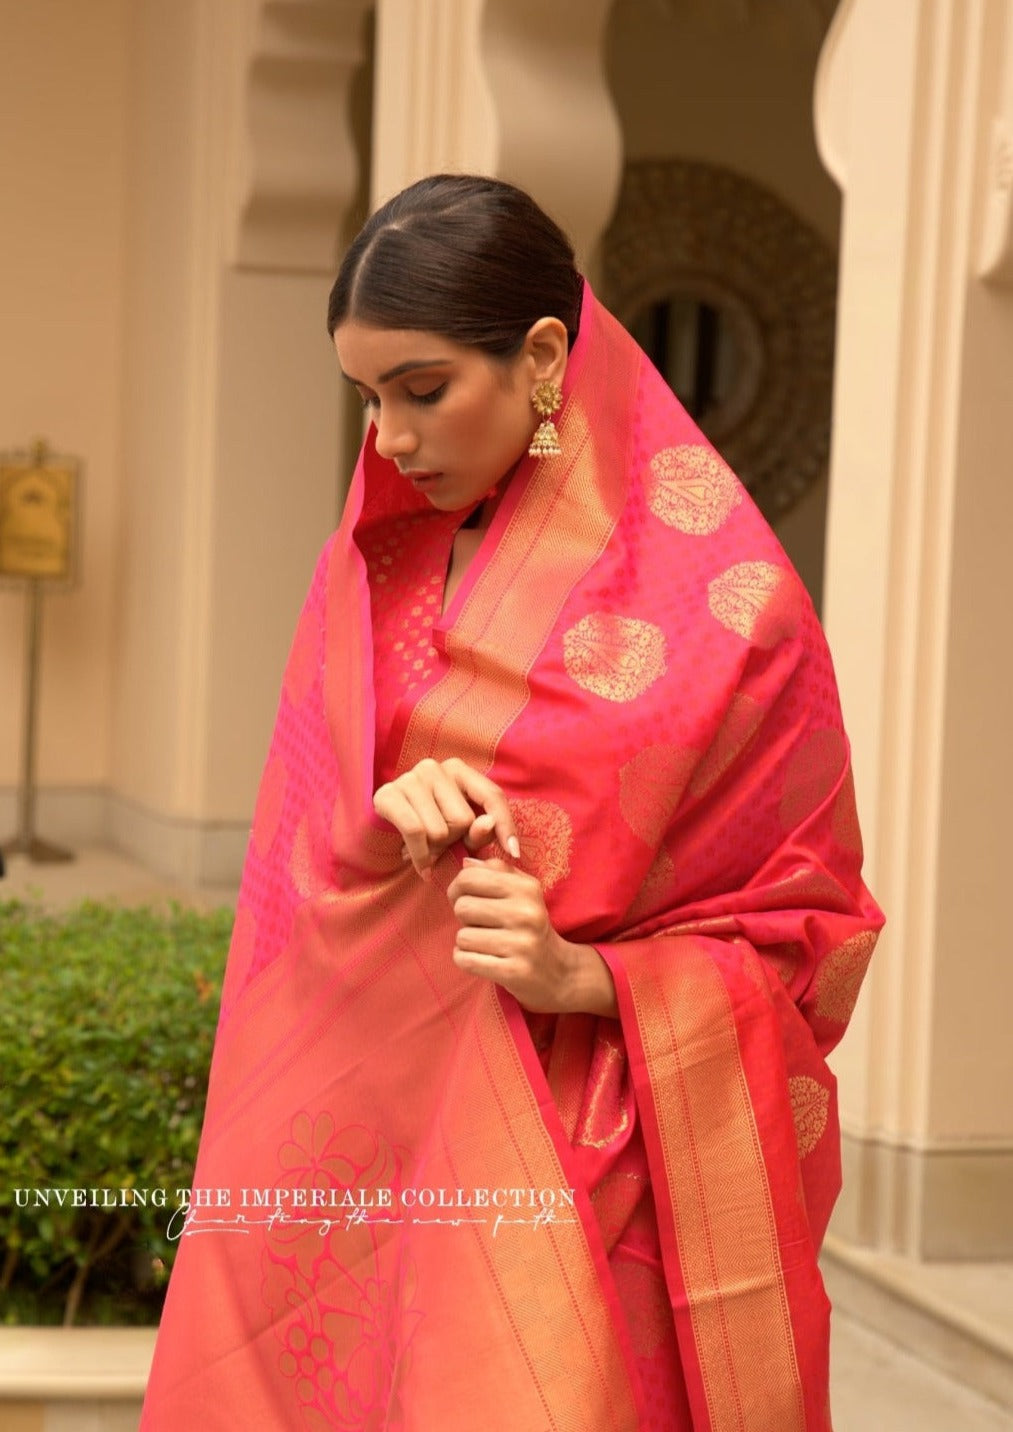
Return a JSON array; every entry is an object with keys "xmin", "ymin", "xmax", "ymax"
[{"xmin": 0, "ymin": 899, "xmax": 231, "ymax": 1325}]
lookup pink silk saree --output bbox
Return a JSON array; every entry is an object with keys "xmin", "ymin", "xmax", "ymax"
[{"xmin": 141, "ymin": 285, "xmax": 883, "ymax": 1431}]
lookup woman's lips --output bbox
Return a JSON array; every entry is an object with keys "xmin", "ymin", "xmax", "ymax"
[{"xmin": 407, "ymin": 470, "xmax": 442, "ymax": 487}]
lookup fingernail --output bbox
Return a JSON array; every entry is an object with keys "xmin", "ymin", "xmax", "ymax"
[
  {"xmin": 401, "ymin": 847, "xmax": 411, "ymax": 862},
  {"xmin": 507, "ymin": 836, "xmax": 521, "ymax": 859}
]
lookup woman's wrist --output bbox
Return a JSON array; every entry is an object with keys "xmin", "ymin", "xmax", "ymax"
[{"xmin": 561, "ymin": 938, "xmax": 619, "ymax": 1018}]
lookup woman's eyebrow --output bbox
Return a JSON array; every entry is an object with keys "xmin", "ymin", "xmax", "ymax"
[{"xmin": 340, "ymin": 358, "xmax": 452, "ymax": 386}]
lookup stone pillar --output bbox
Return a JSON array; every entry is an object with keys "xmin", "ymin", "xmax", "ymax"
[
  {"xmin": 815, "ymin": 0, "xmax": 1013, "ymax": 1257},
  {"xmin": 370, "ymin": 0, "xmax": 622, "ymax": 269},
  {"xmin": 111, "ymin": 0, "xmax": 371, "ymax": 882}
]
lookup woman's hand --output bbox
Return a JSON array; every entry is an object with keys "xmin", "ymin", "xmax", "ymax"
[
  {"xmin": 446, "ymin": 858, "xmax": 618, "ymax": 1017},
  {"xmin": 374, "ymin": 757, "xmax": 520, "ymax": 874}
]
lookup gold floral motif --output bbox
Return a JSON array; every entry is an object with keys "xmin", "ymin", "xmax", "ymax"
[
  {"xmin": 646, "ymin": 444, "xmax": 742, "ymax": 535},
  {"xmin": 591, "ymin": 1170, "xmax": 645, "ymax": 1253},
  {"xmin": 737, "ymin": 940, "xmax": 772, "ymax": 1000},
  {"xmin": 613, "ymin": 1257, "xmax": 672, "ymax": 1357},
  {"xmin": 831, "ymin": 766, "xmax": 864, "ymax": 854},
  {"xmin": 575, "ymin": 1048, "xmax": 631, "ymax": 1152},
  {"xmin": 289, "ymin": 813, "xmax": 330, "ymax": 900},
  {"xmin": 619, "ymin": 744, "xmax": 696, "ymax": 845},
  {"xmin": 813, "ymin": 930, "xmax": 878, "ymax": 1023},
  {"xmin": 689, "ymin": 692, "xmax": 764, "ymax": 798},
  {"xmin": 707, "ymin": 560, "xmax": 788, "ymax": 645},
  {"xmin": 789, "ymin": 1075, "xmax": 830, "ymax": 1159},
  {"xmin": 664, "ymin": 914, "xmax": 737, "ymax": 939},
  {"xmin": 779, "ymin": 728, "xmax": 847, "ymax": 831},
  {"xmin": 627, "ymin": 848, "xmax": 676, "ymax": 923},
  {"xmin": 511, "ymin": 798, "xmax": 573, "ymax": 891},
  {"xmin": 763, "ymin": 942, "xmax": 805, "ymax": 988},
  {"xmin": 776, "ymin": 866, "xmax": 846, "ymax": 906},
  {"xmin": 562, "ymin": 612, "xmax": 667, "ymax": 702}
]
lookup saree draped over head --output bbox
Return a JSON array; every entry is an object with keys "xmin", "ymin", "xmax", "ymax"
[{"xmin": 142, "ymin": 285, "xmax": 882, "ymax": 1432}]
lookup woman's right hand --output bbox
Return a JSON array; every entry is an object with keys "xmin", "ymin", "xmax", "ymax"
[{"xmin": 374, "ymin": 757, "xmax": 521, "ymax": 875}]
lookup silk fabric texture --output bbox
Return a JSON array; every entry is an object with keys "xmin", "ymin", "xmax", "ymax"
[{"xmin": 141, "ymin": 285, "xmax": 883, "ymax": 1431}]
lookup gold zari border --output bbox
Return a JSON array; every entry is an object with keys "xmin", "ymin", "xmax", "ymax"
[
  {"xmin": 398, "ymin": 399, "xmax": 623, "ymax": 774},
  {"xmin": 627, "ymin": 939, "xmax": 806, "ymax": 1431}
]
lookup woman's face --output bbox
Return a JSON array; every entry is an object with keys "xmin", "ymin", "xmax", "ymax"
[{"xmin": 333, "ymin": 321, "xmax": 540, "ymax": 512}]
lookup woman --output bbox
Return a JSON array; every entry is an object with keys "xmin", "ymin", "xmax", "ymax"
[{"xmin": 142, "ymin": 175, "xmax": 883, "ymax": 1430}]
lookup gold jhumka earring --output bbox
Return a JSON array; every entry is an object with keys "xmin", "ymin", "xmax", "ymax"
[{"xmin": 528, "ymin": 379, "xmax": 563, "ymax": 458}]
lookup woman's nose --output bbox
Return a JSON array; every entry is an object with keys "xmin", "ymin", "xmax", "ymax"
[{"xmin": 374, "ymin": 409, "xmax": 418, "ymax": 462}]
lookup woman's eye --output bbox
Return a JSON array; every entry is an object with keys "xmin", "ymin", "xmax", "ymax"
[
  {"xmin": 360, "ymin": 393, "xmax": 380, "ymax": 411},
  {"xmin": 408, "ymin": 383, "xmax": 447, "ymax": 407}
]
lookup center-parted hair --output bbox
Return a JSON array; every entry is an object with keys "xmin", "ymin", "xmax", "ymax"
[{"xmin": 327, "ymin": 174, "xmax": 582, "ymax": 357}]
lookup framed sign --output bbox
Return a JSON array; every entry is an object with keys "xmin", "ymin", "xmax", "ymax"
[{"xmin": 0, "ymin": 443, "xmax": 80, "ymax": 584}]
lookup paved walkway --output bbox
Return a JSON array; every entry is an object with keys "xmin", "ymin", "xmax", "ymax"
[
  {"xmin": 1, "ymin": 845, "xmax": 237, "ymax": 911},
  {"xmin": 832, "ymin": 1313, "xmax": 1012, "ymax": 1429}
]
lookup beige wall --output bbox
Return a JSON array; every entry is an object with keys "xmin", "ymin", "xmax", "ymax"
[
  {"xmin": 930, "ymin": 273, "xmax": 1013, "ymax": 1143},
  {"xmin": 605, "ymin": 0, "xmax": 839, "ymax": 604},
  {"xmin": 606, "ymin": 0, "xmax": 840, "ymax": 244},
  {"xmin": 110, "ymin": 0, "xmax": 352, "ymax": 877},
  {"xmin": 0, "ymin": 0, "xmax": 129, "ymax": 792},
  {"xmin": 817, "ymin": 0, "xmax": 1013, "ymax": 1256},
  {"xmin": 2, "ymin": 0, "xmax": 360, "ymax": 872},
  {"xmin": 111, "ymin": 0, "xmax": 206, "ymax": 822},
  {"xmin": 202, "ymin": 268, "xmax": 342, "ymax": 822}
]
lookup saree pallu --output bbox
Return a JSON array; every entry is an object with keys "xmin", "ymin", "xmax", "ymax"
[{"xmin": 141, "ymin": 286, "xmax": 882, "ymax": 1431}]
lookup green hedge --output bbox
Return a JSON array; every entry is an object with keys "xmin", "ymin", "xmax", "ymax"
[{"xmin": 0, "ymin": 899, "xmax": 231, "ymax": 1325}]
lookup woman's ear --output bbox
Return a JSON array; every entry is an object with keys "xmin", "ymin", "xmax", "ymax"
[{"xmin": 522, "ymin": 317, "xmax": 569, "ymax": 386}]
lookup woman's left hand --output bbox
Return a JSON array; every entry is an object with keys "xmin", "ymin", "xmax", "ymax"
[{"xmin": 445, "ymin": 857, "xmax": 618, "ymax": 1017}]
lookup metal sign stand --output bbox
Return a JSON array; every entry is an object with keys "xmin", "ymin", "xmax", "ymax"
[
  {"xmin": 1, "ymin": 438, "xmax": 78, "ymax": 864},
  {"xmin": 3, "ymin": 576, "xmax": 72, "ymax": 862}
]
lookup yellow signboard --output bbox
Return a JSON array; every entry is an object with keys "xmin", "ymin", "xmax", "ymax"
[{"xmin": 0, "ymin": 448, "xmax": 78, "ymax": 582}]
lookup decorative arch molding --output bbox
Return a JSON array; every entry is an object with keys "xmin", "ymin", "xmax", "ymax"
[
  {"xmin": 368, "ymin": 0, "xmax": 623, "ymax": 272},
  {"xmin": 230, "ymin": 0, "xmax": 374, "ymax": 274},
  {"xmin": 649, "ymin": 0, "xmax": 839, "ymax": 49},
  {"xmin": 481, "ymin": 0, "xmax": 623, "ymax": 268},
  {"xmin": 601, "ymin": 159, "xmax": 838, "ymax": 522}
]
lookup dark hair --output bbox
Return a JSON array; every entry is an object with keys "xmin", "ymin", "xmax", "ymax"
[{"xmin": 326, "ymin": 174, "xmax": 582, "ymax": 357}]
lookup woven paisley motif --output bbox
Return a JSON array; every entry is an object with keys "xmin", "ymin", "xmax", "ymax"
[
  {"xmin": 619, "ymin": 745, "xmax": 697, "ymax": 846},
  {"xmin": 813, "ymin": 929, "xmax": 878, "ymax": 1023},
  {"xmin": 627, "ymin": 848, "xmax": 676, "ymax": 923},
  {"xmin": 779, "ymin": 729, "xmax": 847, "ymax": 831},
  {"xmin": 707, "ymin": 561, "xmax": 787, "ymax": 644},
  {"xmin": 612, "ymin": 1257, "xmax": 672, "ymax": 1357},
  {"xmin": 689, "ymin": 692, "xmax": 764, "ymax": 798},
  {"xmin": 789, "ymin": 1075, "xmax": 830, "ymax": 1159},
  {"xmin": 646, "ymin": 444, "xmax": 742, "ymax": 535},
  {"xmin": 763, "ymin": 942, "xmax": 806, "ymax": 988},
  {"xmin": 289, "ymin": 811, "xmax": 331, "ymax": 901},
  {"xmin": 562, "ymin": 613, "xmax": 667, "ymax": 702},
  {"xmin": 511, "ymin": 798, "xmax": 573, "ymax": 891},
  {"xmin": 831, "ymin": 766, "xmax": 864, "ymax": 854}
]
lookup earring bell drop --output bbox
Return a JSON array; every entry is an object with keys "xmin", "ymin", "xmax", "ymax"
[{"xmin": 528, "ymin": 379, "xmax": 563, "ymax": 458}]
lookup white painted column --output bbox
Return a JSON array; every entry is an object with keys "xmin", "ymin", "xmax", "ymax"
[
  {"xmin": 816, "ymin": 0, "xmax": 1013, "ymax": 1256},
  {"xmin": 111, "ymin": 0, "xmax": 371, "ymax": 882}
]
